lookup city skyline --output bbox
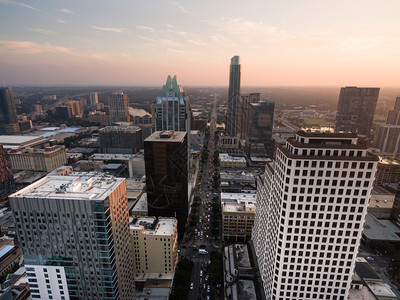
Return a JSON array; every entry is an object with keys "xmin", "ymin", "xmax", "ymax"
[{"xmin": 0, "ymin": 0, "xmax": 399, "ymax": 87}]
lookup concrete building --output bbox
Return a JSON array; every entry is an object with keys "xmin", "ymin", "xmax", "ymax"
[
  {"xmin": 0, "ymin": 239, "xmax": 22, "ymax": 279},
  {"xmin": 362, "ymin": 213, "xmax": 400, "ymax": 245},
  {"xmin": 373, "ymin": 96, "xmax": 400, "ymax": 158},
  {"xmin": 0, "ymin": 87, "xmax": 20, "ymax": 135},
  {"xmin": 87, "ymin": 110, "xmax": 111, "ymax": 126},
  {"xmin": 99, "ymin": 126, "xmax": 143, "ymax": 154},
  {"xmin": 237, "ymin": 93, "xmax": 260, "ymax": 139},
  {"xmin": 220, "ymin": 135, "xmax": 243, "ymax": 154},
  {"xmin": 334, "ymin": 87, "xmax": 379, "ymax": 137},
  {"xmin": 8, "ymin": 145, "xmax": 66, "ymax": 173},
  {"xmin": 219, "ymin": 153, "xmax": 246, "ymax": 168},
  {"xmin": 109, "ymin": 92, "xmax": 130, "ymax": 123},
  {"xmin": 368, "ymin": 186, "xmax": 395, "ymax": 219},
  {"xmin": 222, "ymin": 196, "xmax": 256, "ymax": 242},
  {"xmin": 9, "ymin": 173, "xmax": 135, "ymax": 299},
  {"xmin": 252, "ymin": 131, "xmax": 378, "ymax": 300},
  {"xmin": 144, "ymin": 131, "xmax": 188, "ymax": 237},
  {"xmin": 130, "ymin": 217, "xmax": 178, "ymax": 274},
  {"xmin": 0, "ymin": 145, "xmax": 14, "ymax": 200},
  {"xmin": 89, "ymin": 92, "xmax": 98, "ymax": 106},
  {"xmin": 154, "ymin": 75, "xmax": 190, "ymax": 133},
  {"xmin": 55, "ymin": 106, "xmax": 72, "ymax": 120},
  {"xmin": 226, "ymin": 56, "xmax": 241, "ymax": 136},
  {"xmin": 375, "ymin": 157, "xmax": 400, "ymax": 185}
]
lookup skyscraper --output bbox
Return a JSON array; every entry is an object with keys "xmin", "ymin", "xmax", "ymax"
[
  {"xmin": 89, "ymin": 92, "xmax": 99, "ymax": 106},
  {"xmin": 252, "ymin": 131, "xmax": 378, "ymax": 300},
  {"xmin": 373, "ymin": 96, "xmax": 400, "ymax": 158},
  {"xmin": 237, "ymin": 93, "xmax": 260, "ymax": 139},
  {"xmin": 226, "ymin": 56, "xmax": 241, "ymax": 136},
  {"xmin": 154, "ymin": 75, "xmax": 190, "ymax": 132},
  {"xmin": 334, "ymin": 86, "xmax": 379, "ymax": 137},
  {"xmin": 144, "ymin": 131, "xmax": 188, "ymax": 237},
  {"xmin": 248, "ymin": 99, "xmax": 275, "ymax": 158},
  {"xmin": 9, "ymin": 173, "xmax": 135, "ymax": 299},
  {"xmin": 109, "ymin": 92, "xmax": 130, "ymax": 123},
  {"xmin": 0, "ymin": 87, "xmax": 20, "ymax": 135}
]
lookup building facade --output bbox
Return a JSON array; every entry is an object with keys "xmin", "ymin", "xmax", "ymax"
[
  {"xmin": 130, "ymin": 217, "xmax": 178, "ymax": 274},
  {"xmin": 8, "ymin": 145, "xmax": 67, "ymax": 172},
  {"xmin": 375, "ymin": 157, "xmax": 400, "ymax": 186},
  {"xmin": 154, "ymin": 75, "xmax": 190, "ymax": 133},
  {"xmin": 334, "ymin": 87, "xmax": 379, "ymax": 137},
  {"xmin": 99, "ymin": 126, "xmax": 143, "ymax": 154},
  {"xmin": 0, "ymin": 87, "xmax": 20, "ymax": 135},
  {"xmin": 252, "ymin": 131, "xmax": 378, "ymax": 300},
  {"xmin": 89, "ymin": 92, "xmax": 99, "ymax": 106},
  {"xmin": 237, "ymin": 93, "xmax": 260, "ymax": 139},
  {"xmin": 144, "ymin": 131, "xmax": 188, "ymax": 237},
  {"xmin": 0, "ymin": 145, "xmax": 14, "ymax": 200},
  {"xmin": 226, "ymin": 56, "xmax": 241, "ymax": 136},
  {"xmin": 373, "ymin": 96, "xmax": 400, "ymax": 158},
  {"xmin": 109, "ymin": 92, "xmax": 130, "ymax": 123},
  {"xmin": 9, "ymin": 173, "xmax": 135, "ymax": 299}
]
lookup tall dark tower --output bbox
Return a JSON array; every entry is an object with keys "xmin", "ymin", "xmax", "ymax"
[
  {"xmin": 226, "ymin": 56, "xmax": 241, "ymax": 136},
  {"xmin": 144, "ymin": 130, "xmax": 188, "ymax": 237},
  {"xmin": 334, "ymin": 86, "xmax": 379, "ymax": 138},
  {"xmin": 0, "ymin": 87, "xmax": 20, "ymax": 135}
]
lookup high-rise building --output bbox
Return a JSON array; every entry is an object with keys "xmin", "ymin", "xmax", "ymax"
[
  {"xmin": 373, "ymin": 96, "xmax": 400, "ymax": 158},
  {"xmin": 154, "ymin": 75, "xmax": 190, "ymax": 132},
  {"xmin": 89, "ymin": 92, "xmax": 99, "ymax": 106},
  {"xmin": 0, "ymin": 87, "xmax": 20, "ymax": 135},
  {"xmin": 0, "ymin": 145, "xmax": 14, "ymax": 200},
  {"xmin": 252, "ymin": 131, "xmax": 378, "ymax": 300},
  {"xmin": 144, "ymin": 131, "xmax": 188, "ymax": 237},
  {"xmin": 55, "ymin": 106, "xmax": 72, "ymax": 120},
  {"xmin": 130, "ymin": 217, "xmax": 178, "ymax": 274},
  {"xmin": 99, "ymin": 125, "xmax": 143, "ymax": 154},
  {"xmin": 69, "ymin": 100, "xmax": 82, "ymax": 117},
  {"xmin": 334, "ymin": 86, "xmax": 379, "ymax": 137},
  {"xmin": 247, "ymin": 99, "xmax": 275, "ymax": 158},
  {"xmin": 226, "ymin": 56, "xmax": 241, "ymax": 136},
  {"xmin": 109, "ymin": 92, "xmax": 130, "ymax": 123},
  {"xmin": 9, "ymin": 173, "xmax": 135, "ymax": 299},
  {"xmin": 237, "ymin": 93, "xmax": 260, "ymax": 139}
]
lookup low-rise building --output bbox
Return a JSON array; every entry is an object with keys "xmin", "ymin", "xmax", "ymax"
[
  {"xmin": 99, "ymin": 125, "xmax": 142, "ymax": 154},
  {"xmin": 130, "ymin": 217, "xmax": 178, "ymax": 274},
  {"xmin": 368, "ymin": 186, "xmax": 395, "ymax": 219},
  {"xmin": 219, "ymin": 153, "xmax": 246, "ymax": 168},
  {"xmin": 0, "ymin": 239, "xmax": 21, "ymax": 279},
  {"xmin": 76, "ymin": 160, "xmax": 104, "ymax": 171},
  {"xmin": 222, "ymin": 196, "xmax": 256, "ymax": 242},
  {"xmin": 220, "ymin": 135, "xmax": 243, "ymax": 154},
  {"xmin": 8, "ymin": 145, "xmax": 66, "ymax": 172},
  {"xmin": 375, "ymin": 157, "xmax": 400, "ymax": 186}
]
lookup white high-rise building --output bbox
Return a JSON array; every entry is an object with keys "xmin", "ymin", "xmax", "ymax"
[
  {"xmin": 89, "ymin": 92, "xmax": 98, "ymax": 106},
  {"xmin": 252, "ymin": 131, "xmax": 378, "ymax": 300}
]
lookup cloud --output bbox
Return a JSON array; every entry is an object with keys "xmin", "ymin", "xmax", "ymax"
[
  {"xmin": 56, "ymin": 19, "xmax": 67, "ymax": 24},
  {"xmin": 166, "ymin": 24, "xmax": 173, "ymax": 28},
  {"xmin": 91, "ymin": 25, "xmax": 128, "ymax": 33},
  {"xmin": 136, "ymin": 25, "xmax": 157, "ymax": 33},
  {"xmin": 0, "ymin": 40, "xmax": 73, "ymax": 55},
  {"xmin": 137, "ymin": 35, "xmax": 183, "ymax": 47},
  {"xmin": 172, "ymin": 1, "xmax": 189, "ymax": 13},
  {"xmin": 0, "ymin": 0, "xmax": 38, "ymax": 10},
  {"xmin": 167, "ymin": 29, "xmax": 186, "ymax": 36},
  {"xmin": 57, "ymin": 8, "xmax": 73, "ymax": 14},
  {"xmin": 188, "ymin": 39, "xmax": 207, "ymax": 46},
  {"xmin": 27, "ymin": 28, "xmax": 57, "ymax": 35}
]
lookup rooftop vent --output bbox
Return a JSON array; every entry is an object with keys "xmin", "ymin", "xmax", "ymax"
[{"xmin": 160, "ymin": 130, "xmax": 174, "ymax": 138}]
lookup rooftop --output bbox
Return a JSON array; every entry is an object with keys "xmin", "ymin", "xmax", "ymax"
[
  {"xmin": 363, "ymin": 214, "xmax": 400, "ymax": 242},
  {"xmin": 90, "ymin": 153, "xmax": 136, "ymax": 161},
  {"xmin": 100, "ymin": 126, "xmax": 141, "ymax": 133},
  {"xmin": 223, "ymin": 202, "xmax": 256, "ymax": 213},
  {"xmin": 131, "ymin": 217, "xmax": 176, "ymax": 236},
  {"xmin": 219, "ymin": 153, "xmax": 246, "ymax": 162},
  {"xmin": 10, "ymin": 172, "xmax": 125, "ymax": 201},
  {"xmin": 221, "ymin": 193, "xmax": 257, "ymax": 203},
  {"xmin": 145, "ymin": 131, "xmax": 186, "ymax": 143}
]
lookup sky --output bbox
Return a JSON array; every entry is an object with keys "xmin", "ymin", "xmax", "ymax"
[{"xmin": 0, "ymin": 0, "xmax": 399, "ymax": 87}]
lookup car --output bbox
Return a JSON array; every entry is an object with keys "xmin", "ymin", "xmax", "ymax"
[
  {"xmin": 200, "ymin": 270, "xmax": 203, "ymax": 277},
  {"xmin": 207, "ymin": 285, "xmax": 210, "ymax": 293},
  {"xmin": 190, "ymin": 282, "xmax": 194, "ymax": 290},
  {"xmin": 207, "ymin": 296, "xmax": 210, "ymax": 300}
]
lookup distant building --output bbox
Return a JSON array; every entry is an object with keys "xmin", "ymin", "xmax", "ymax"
[
  {"xmin": 99, "ymin": 126, "xmax": 143, "ymax": 154},
  {"xmin": 220, "ymin": 135, "xmax": 243, "ymax": 154},
  {"xmin": 247, "ymin": 99, "xmax": 275, "ymax": 158},
  {"xmin": 334, "ymin": 86, "xmax": 379, "ymax": 137},
  {"xmin": 69, "ymin": 100, "xmax": 81, "ymax": 117},
  {"xmin": 9, "ymin": 173, "xmax": 135, "ymax": 299},
  {"xmin": 130, "ymin": 217, "xmax": 178, "ymax": 274},
  {"xmin": 87, "ymin": 110, "xmax": 111, "ymax": 126},
  {"xmin": 144, "ymin": 131, "xmax": 188, "ymax": 237},
  {"xmin": 89, "ymin": 91, "xmax": 98, "ymax": 106},
  {"xmin": 219, "ymin": 153, "xmax": 246, "ymax": 168},
  {"xmin": 55, "ymin": 106, "xmax": 72, "ymax": 120},
  {"xmin": 373, "ymin": 96, "xmax": 400, "ymax": 158},
  {"xmin": 155, "ymin": 75, "xmax": 190, "ymax": 133},
  {"xmin": 0, "ymin": 145, "xmax": 14, "ymax": 200},
  {"xmin": 34, "ymin": 104, "xmax": 43, "ymax": 114},
  {"xmin": 237, "ymin": 93, "xmax": 260, "ymax": 139},
  {"xmin": 0, "ymin": 239, "xmax": 22, "ymax": 279},
  {"xmin": 18, "ymin": 120, "xmax": 32, "ymax": 133},
  {"xmin": 109, "ymin": 92, "xmax": 130, "ymax": 123},
  {"xmin": 8, "ymin": 145, "xmax": 66, "ymax": 172},
  {"xmin": 226, "ymin": 56, "xmax": 241, "ymax": 136},
  {"xmin": 368, "ymin": 186, "xmax": 395, "ymax": 219},
  {"xmin": 0, "ymin": 87, "xmax": 20, "ymax": 135}
]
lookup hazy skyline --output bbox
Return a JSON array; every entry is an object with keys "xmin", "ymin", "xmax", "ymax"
[{"xmin": 1, "ymin": 0, "xmax": 399, "ymax": 86}]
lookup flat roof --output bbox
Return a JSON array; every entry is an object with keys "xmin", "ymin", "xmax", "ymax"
[
  {"xmin": 91, "ymin": 153, "xmax": 135, "ymax": 161},
  {"xmin": 297, "ymin": 130, "xmax": 358, "ymax": 138},
  {"xmin": 366, "ymin": 281, "xmax": 397, "ymax": 298},
  {"xmin": 363, "ymin": 214, "xmax": 400, "ymax": 242},
  {"xmin": 100, "ymin": 126, "xmax": 141, "ymax": 132},
  {"xmin": 219, "ymin": 153, "xmax": 246, "ymax": 162},
  {"xmin": 131, "ymin": 217, "xmax": 176, "ymax": 236},
  {"xmin": 145, "ymin": 131, "xmax": 186, "ymax": 143},
  {"xmin": 0, "ymin": 135, "xmax": 45, "ymax": 146},
  {"xmin": 0, "ymin": 245, "xmax": 15, "ymax": 261},
  {"xmin": 223, "ymin": 202, "xmax": 255, "ymax": 213},
  {"xmin": 10, "ymin": 172, "xmax": 124, "ymax": 201},
  {"xmin": 221, "ymin": 193, "xmax": 257, "ymax": 203}
]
